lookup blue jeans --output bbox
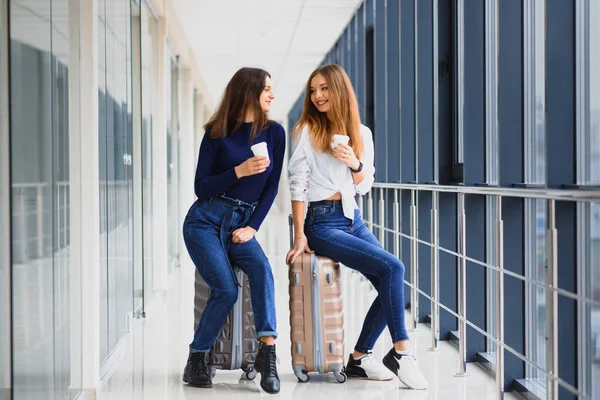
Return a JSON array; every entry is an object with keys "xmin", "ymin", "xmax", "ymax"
[
  {"xmin": 183, "ymin": 195, "xmax": 278, "ymax": 352},
  {"xmin": 304, "ymin": 200, "xmax": 408, "ymax": 353}
]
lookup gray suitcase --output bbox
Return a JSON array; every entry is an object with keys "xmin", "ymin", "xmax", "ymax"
[{"xmin": 194, "ymin": 267, "xmax": 259, "ymax": 379}]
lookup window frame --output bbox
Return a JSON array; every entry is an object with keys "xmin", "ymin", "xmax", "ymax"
[
  {"xmin": 575, "ymin": 1, "xmax": 599, "ymax": 398},
  {"xmin": 0, "ymin": 0, "xmax": 11, "ymax": 392},
  {"xmin": 522, "ymin": 0, "xmax": 547, "ymax": 388},
  {"xmin": 484, "ymin": 0, "xmax": 500, "ymax": 358}
]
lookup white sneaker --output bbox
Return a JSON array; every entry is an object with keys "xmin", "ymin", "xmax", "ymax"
[
  {"xmin": 382, "ymin": 348, "xmax": 428, "ymax": 390},
  {"xmin": 345, "ymin": 353, "xmax": 396, "ymax": 381}
]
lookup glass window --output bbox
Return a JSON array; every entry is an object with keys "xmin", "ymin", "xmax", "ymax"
[
  {"xmin": 98, "ymin": 0, "xmax": 109, "ymax": 363},
  {"xmin": 193, "ymin": 89, "xmax": 201, "ymax": 168},
  {"xmin": 525, "ymin": 197, "xmax": 547, "ymax": 386},
  {"xmin": 453, "ymin": 0, "xmax": 465, "ymax": 181},
  {"xmin": 587, "ymin": 0, "xmax": 600, "ymax": 186},
  {"xmin": 365, "ymin": 26, "xmax": 375, "ymax": 132},
  {"xmin": 485, "ymin": 0, "xmax": 500, "ymax": 356},
  {"xmin": 131, "ymin": 0, "xmax": 143, "ymax": 315},
  {"xmin": 9, "ymin": 0, "xmax": 80, "ymax": 397},
  {"xmin": 141, "ymin": 3, "xmax": 156, "ymax": 308},
  {"xmin": 523, "ymin": 0, "xmax": 547, "ymax": 386},
  {"xmin": 98, "ymin": 0, "xmax": 134, "ymax": 366},
  {"xmin": 167, "ymin": 55, "xmax": 180, "ymax": 273},
  {"xmin": 0, "ymin": 0, "xmax": 9, "ymax": 394},
  {"xmin": 485, "ymin": 195, "xmax": 498, "ymax": 356},
  {"xmin": 584, "ymin": 2, "xmax": 599, "ymax": 398},
  {"xmin": 575, "ymin": 2, "xmax": 600, "ymax": 398}
]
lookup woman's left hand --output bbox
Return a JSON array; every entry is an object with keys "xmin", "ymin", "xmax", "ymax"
[
  {"xmin": 231, "ymin": 226, "xmax": 257, "ymax": 244},
  {"xmin": 333, "ymin": 143, "xmax": 360, "ymax": 171}
]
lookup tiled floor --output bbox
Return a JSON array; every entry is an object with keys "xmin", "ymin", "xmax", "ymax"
[{"xmin": 97, "ymin": 207, "xmax": 518, "ymax": 400}]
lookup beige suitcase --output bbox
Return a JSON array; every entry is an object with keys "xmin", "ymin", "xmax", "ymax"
[{"xmin": 288, "ymin": 215, "xmax": 346, "ymax": 383}]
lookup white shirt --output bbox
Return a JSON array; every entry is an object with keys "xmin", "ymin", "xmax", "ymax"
[{"xmin": 288, "ymin": 124, "xmax": 375, "ymax": 221}]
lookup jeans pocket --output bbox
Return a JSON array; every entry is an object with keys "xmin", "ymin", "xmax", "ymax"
[{"xmin": 310, "ymin": 205, "xmax": 334, "ymax": 220}]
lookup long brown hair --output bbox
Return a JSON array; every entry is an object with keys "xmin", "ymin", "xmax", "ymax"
[
  {"xmin": 205, "ymin": 67, "xmax": 272, "ymax": 141},
  {"xmin": 293, "ymin": 64, "xmax": 363, "ymax": 157}
]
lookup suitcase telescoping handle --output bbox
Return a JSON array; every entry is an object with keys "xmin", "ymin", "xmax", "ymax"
[{"xmin": 288, "ymin": 214, "xmax": 294, "ymax": 249}]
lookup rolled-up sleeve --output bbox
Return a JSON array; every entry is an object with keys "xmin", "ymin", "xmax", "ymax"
[
  {"xmin": 288, "ymin": 127, "xmax": 310, "ymax": 201},
  {"xmin": 354, "ymin": 126, "xmax": 375, "ymax": 195}
]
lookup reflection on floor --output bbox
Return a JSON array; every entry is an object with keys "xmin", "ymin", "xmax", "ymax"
[{"xmin": 97, "ymin": 207, "xmax": 518, "ymax": 400}]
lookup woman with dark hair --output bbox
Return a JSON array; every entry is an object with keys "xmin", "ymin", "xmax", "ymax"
[
  {"xmin": 182, "ymin": 67, "xmax": 285, "ymax": 394},
  {"xmin": 287, "ymin": 64, "xmax": 428, "ymax": 390}
]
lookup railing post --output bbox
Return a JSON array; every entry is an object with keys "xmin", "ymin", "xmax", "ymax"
[
  {"xmin": 393, "ymin": 189, "xmax": 400, "ymax": 258},
  {"xmin": 379, "ymin": 188, "xmax": 385, "ymax": 245},
  {"xmin": 455, "ymin": 192, "xmax": 468, "ymax": 377},
  {"xmin": 63, "ymin": 183, "xmax": 69, "ymax": 248},
  {"xmin": 368, "ymin": 190, "xmax": 373, "ymax": 231},
  {"xmin": 17, "ymin": 188, "xmax": 27, "ymax": 262},
  {"xmin": 358, "ymin": 194, "xmax": 364, "ymax": 216},
  {"xmin": 496, "ymin": 195, "xmax": 504, "ymax": 399},
  {"xmin": 36, "ymin": 185, "xmax": 44, "ymax": 258},
  {"xmin": 546, "ymin": 199, "xmax": 558, "ymax": 400},
  {"xmin": 410, "ymin": 189, "xmax": 418, "ymax": 331},
  {"xmin": 428, "ymin": 191, "xmax": 439, "ymax": 351}
]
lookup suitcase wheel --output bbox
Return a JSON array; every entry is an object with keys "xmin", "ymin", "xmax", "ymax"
[
  {"xmin": 209, "ymin": 366, "xmax": 217, "ymax": 379},
  {"xmin": 295, "ymin": 369, "xmax": 310, "ymax": 383},
  {"xmin": 243, "ymin": 366, "xmax": 257, "ymax": 381},
  {"xmin": 334, "ymin": 370, "xmax": 347, "ymax": 384}
]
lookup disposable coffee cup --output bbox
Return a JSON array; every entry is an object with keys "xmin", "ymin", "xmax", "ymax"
[
  {"xmin": 332, "ymin": 134, "xmax": 350, "ymax": 149},
  {"xmin": 251, "ymin": 142, "xmax": 269, "ymax": 160}
]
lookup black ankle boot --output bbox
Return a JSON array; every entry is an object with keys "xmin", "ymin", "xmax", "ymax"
[
  {"xmin": 182, "ymin": 351, "xmax": 212, "ymax": 388},
  {"xmin": 255, "ymin": 343, "xmax": 280, "ymax": 394}
]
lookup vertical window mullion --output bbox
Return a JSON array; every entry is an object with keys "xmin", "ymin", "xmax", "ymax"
[
  {"xmin": 524, "ymin": 0, "xmax": 533, "ymax": 382},
  {"xmin": 0, "ymin": 0, "xmax": 10, "ymax": 392},
  {"xmin": 414, "ymin": 0, "xmax": 418, "ymax": 182},
  {"xmin": 576, "ymin": 1, "xmax": 599, "ymax": 398},
  {"xmin": 485, "ymin": 0, "xmax": 500, "ymax": 357},
  {"xmin": 450, "ymin": 0, "xmax": 466, "ymax": 185},
  {"xmin": 455, "ymin": 0, "xmax": 465, "ymax": 166},
  {"xmin": 575, "ymin": 2, "xmax": 587, "ymax": 396},
  {"xmin": 433, "ymin": 0, "xmax": 439, "ymax": 183},
  {"xmin": 523, "ymin": 0, "xmax": 547, "ymax": 387}
]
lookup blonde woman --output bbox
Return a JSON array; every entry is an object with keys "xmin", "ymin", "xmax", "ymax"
[{"xmin": 286, "ymin": 64, "xmax": 427, "ymax": 390}]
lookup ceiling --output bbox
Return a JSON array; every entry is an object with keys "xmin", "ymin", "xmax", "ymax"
[{"xmin": 170, "ymin": 0, "xmax": 363, "ymax": 121}]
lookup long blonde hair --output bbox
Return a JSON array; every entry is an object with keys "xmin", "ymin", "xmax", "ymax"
[{"xmin": 293, "ymin": 64, "xmax": 363, "ymax": 157}]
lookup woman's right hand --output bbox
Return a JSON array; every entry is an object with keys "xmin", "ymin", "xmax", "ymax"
[
  {"xmin": 286, "ymin": 235, "xmax": 314, "ymax": 265},
  {"xmin": 235, "ymin": 156, "xmax": 270, "ymax": 178}
]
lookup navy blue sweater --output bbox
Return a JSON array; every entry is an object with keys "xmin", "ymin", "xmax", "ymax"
[{"xmin": 194, "ymin": 121, "xmax": 286, "ymax": 231}]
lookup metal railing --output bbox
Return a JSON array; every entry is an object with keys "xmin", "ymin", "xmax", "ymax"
[{"xmin": 358, "ymin": 182, "xmax": 600, "ymax": 400}]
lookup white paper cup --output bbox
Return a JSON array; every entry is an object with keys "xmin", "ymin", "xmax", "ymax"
[
  {"xmin": 251, "ymin": 142, "xmax": 269, "ymax": 160},
  {"xmin": 332, "ymin": 134, "xmax": 350, "ymax": 149}
]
